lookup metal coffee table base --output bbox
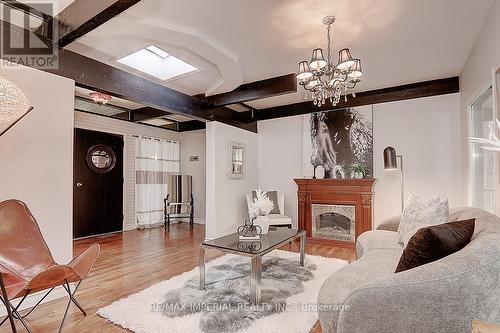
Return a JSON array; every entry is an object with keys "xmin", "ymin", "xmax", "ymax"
[{"xmin": 199, "ymin": 232, "xmax": 306, "ymax": 304}]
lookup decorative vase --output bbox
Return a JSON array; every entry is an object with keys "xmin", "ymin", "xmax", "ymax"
[
  {"xmin": 254, "ymin": 216, "xmax": 270, "ymax": 234},
  {"xmin": 353, "ymin": 171, "xmax": 364, "ymax": 179}
]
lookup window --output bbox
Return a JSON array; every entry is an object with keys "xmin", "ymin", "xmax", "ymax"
[
  {"xmin": 470, "ymin": 86, "xmax": 495, "ymax": 213},
  {"xmin": 117, "ymin": 45, "xmax": 199, "ymax": 81},
  {"xmin": 146, "ymin": 45, "xmax": 169, "ymax": 58}
]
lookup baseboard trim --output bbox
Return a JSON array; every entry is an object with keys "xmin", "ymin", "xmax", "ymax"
[{"xmin": 124, "ymin": 219, "xmax": 205, "ymax": 232}]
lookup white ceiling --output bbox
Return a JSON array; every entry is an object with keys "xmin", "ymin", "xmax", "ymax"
[
  {"xmin": 17, "ymin": 0, "xmax": 75, "ymax": 14},
  {"xmin": 53, "ymin": 0, "xmax": 74, "ymax": 13},
  {"xmin": 67, "ymin": 0, "xmax": 493, "ymax": 109}
]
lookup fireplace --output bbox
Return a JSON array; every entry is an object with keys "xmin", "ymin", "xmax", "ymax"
[
  {"xmin": 294, "ymin": 178, "xmax": 376, "ymax": 247},
  {"xmin": 312, "ymin": 204, "xmax": 355, "ymax": 241}
]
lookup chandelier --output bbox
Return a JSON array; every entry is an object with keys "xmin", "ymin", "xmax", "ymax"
[
  {"xmin": 89, "ymin": 92, "xmax": 112, "ymax": 106},
  {"xmin": 296, "ymin": 16, "xmax": 363, "ymax": 107}
]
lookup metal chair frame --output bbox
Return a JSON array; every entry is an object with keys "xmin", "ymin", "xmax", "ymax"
[
  {"xmin": 163, "ymin": 193, "xmax": 194, "ymax": 231},
  {"xmin": 0, "ymin": 272, "xmax": 86, "ymax": 333}
]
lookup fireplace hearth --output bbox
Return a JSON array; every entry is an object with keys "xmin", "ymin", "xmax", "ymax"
[{"xmin": 294, "ymin": 178, "xmax": 376, "ymax": 247}]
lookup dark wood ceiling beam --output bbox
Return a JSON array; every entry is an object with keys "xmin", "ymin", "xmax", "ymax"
[
  {"xmin": 245, "ymin": 77, "xmax": 460, "ymax": 121},
  {"xmin": 200, "ymin": 73, "xmax": 297, "ymax": 107},
  {"xmin": 161, "ymin": 123, "xmax": 178, "ymax": 131},
  {"xmin": 112, "ymin": 111, "xmax": 131, "ymax": 121},
  {"xmin": 128, "ymin": 107, "xmax": 170, "ymax": 122},
  {"xmin": 57, "ymin": 0, "xmax": 142, "ymax": 47},
  {"xmin": 239, "ymin": 102, "xmax": 255, "ymax": 110},
  {"xmin": 113, "ymin": 107, "xmax": 168, "ymax": 122},
  {"xmin": 176, "ymin": 120, "xmax": 206, "ymax": 132},
  {"xmin": 128, "ymin": 108, "xmax": 207, "ymax": 131},
  {"xmin": 0, "ymin": 18, "xmax": 257, "ymax": 132},
  {"xmin": 87, "ymin": 109, "xmax": 206, "ymax": 132}
]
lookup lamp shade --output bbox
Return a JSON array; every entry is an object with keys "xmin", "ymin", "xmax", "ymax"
[
  {"xmin": 337, "ymin": 48, "xmax": 356, "ymax": 71},
  {"xmin": 0, "ymin": 76, "xmax": 31, "ymax": 124},
  {"xmin": 348, "ymin": 59, "xmax": 363, "ymax": 79},
  {"xmin": 309, "ymin": 48, "xmax": 327, "ymax": 71},
  {"xmin": 383, "ymin": 146, "xmax": 398, "ymax": 170},
  {"xmin": 297, "ymin": 61, "xmax": 313, "ymax": 80}
]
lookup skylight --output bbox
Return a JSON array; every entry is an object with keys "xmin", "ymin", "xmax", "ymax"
[
  {"xmin": 146, "ymin": 45, "xmax": 169, "ymax": 58},
  {"xmin": 117, "ymin": 45, "xmax": 198, "ymax": 81}
]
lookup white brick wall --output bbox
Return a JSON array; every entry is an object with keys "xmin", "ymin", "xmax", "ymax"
[{"xmin": 74, "ymin": 111, "xmax": 181, "ymax": 230}]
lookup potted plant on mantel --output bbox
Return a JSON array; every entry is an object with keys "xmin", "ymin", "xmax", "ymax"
[
  {"xmin": 249, "ymin": 189, "xmax": 275, "ymax": 234},
  {"xmin": 350, "ymin": 162, "xmax": 370, "ymax": 179}
]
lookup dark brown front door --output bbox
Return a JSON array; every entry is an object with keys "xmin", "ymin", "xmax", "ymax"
[{"xmin": 73, "ymin": 128, "xmax": 124, "ymax": 238}]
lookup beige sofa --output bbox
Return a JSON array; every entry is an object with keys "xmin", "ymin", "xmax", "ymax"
[{"xmin": 317, "ymin": 207, "xmax": 500, "ymax": 333}]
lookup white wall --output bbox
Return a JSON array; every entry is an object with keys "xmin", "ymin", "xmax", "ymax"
[
  {"xmin": 75, "ymin": 111, "xmax": 180, "ymax": 230},
  {"xmin": 257, "ymin": 93, "xmax": 463, "ymax": 227},
  {"xmin": 460, "ymin": 0, "xmax": 500, "ymax": 210},
  {"xmin": 0, "ymin": 66, "xmax": 74, "ymax": 263},
  {"xmin": 258, "ymin": 116, "xmax": 303, "ymax": 228},
  {"xmin": 372, "ymin": 94, "xmax": 463, "ymax": 222},
  {"xmin": 180, "ymin": 129, "xmax": 206, "ymax": 223},
  {"xmin": 205, "ymin": 121, "xmax": 258, "ymax": 239}
]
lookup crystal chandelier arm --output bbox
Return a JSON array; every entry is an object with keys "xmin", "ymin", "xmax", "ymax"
[
  {"xmin": 346, "ymin": 81, "xmax": 358, "ymax": 89},
  {"xmin": 300, "ymin": 76, "xmax": 314, "ymax": 91},
  {"xmin": 331, "ymin": 70, "xmax": 349, "ymax": 85}
]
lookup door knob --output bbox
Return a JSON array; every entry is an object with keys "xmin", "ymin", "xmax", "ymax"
[{"xmin": 76, "ymin": 182, "xmax": 83, "ymax": 187}]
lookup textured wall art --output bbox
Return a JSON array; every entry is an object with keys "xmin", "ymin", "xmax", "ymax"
[{"xmin": 303, "ymin": 106, "xmax": 373, "ymax": 179}]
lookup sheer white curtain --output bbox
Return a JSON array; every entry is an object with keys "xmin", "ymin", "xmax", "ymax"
[{"xmin": 135, "ymin": 136, "xmax": 180, "ymax": 228}]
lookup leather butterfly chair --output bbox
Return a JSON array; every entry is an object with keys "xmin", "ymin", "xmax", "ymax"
[{"xmin": 0, "ymin": 200, "xmax": 100, "ymax": 333}]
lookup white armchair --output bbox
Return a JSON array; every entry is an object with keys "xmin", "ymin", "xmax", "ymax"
[{"xmin": 246, "ymin": 191, "xmax": 293, "ymax": 227}]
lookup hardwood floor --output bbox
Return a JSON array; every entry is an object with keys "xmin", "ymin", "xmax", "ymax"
[{"xmin": 0, "ymin": 224, "xmax": 355, "ymax": 333}]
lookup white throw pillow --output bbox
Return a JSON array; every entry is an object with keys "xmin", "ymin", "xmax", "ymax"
[
  {"xmin": 403, "ymin": 199, "xmax": 449, "ymax": 247},
  {"xmin": 398, "ymin": 195, "xmax": 439, "ymax": 244}
]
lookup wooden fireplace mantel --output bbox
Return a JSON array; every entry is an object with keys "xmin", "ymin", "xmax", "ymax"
[{"xmin": 294, "ymin": 178, "xmax": 376, "ymax": 248}]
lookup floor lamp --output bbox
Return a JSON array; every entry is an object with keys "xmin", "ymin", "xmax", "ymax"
[
  {"xmin": 383, "ymin": 146, "xmax": 404, "ymax": 212},
  {"xmin": 0, "ymin": 76, "xmax": 34, "ymax": 137}
]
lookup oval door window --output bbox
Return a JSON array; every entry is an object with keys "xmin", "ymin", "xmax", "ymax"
[{"xmin": 86, "ymin": 144, "xmax": 116, "ymax": 174}]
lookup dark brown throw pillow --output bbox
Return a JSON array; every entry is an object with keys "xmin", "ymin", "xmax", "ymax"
[{"xmin": 395, "ymin": 218, "xmax": 475, "ymax": 273}]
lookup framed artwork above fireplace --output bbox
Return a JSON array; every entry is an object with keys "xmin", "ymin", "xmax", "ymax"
[{"xmin": 302, "ymin": 106, "xmax": 373, "ymax": 179}]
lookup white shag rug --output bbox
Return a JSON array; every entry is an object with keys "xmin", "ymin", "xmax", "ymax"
[{"xmin": 98, "ymin": 250, "xmax": 347, "ymax": 333}]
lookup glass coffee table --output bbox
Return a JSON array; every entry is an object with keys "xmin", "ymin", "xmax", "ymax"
[{"xmin": 199, "ymin": 228, "xmax": 306, "ymax": 304}]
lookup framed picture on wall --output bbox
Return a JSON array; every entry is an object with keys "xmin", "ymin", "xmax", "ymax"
[
  {"xmin": 303, "ymin": 105, "xmax": 374, "ymax": 179},
  {"xmin": 228, "ymin": 141, "xmax": 245, "ymax": 179}
]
